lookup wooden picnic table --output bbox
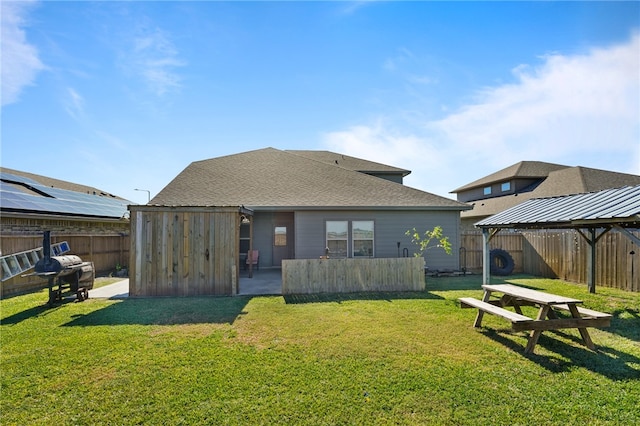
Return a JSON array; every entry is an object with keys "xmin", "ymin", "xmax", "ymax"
[{"xmin": 460, "ymin": 284, "xmax": 611, "ymax": 354}]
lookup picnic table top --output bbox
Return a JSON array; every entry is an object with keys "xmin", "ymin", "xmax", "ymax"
[{"xmin": 482, "ymin": 284, "xmax": 583, "ymax": 306}]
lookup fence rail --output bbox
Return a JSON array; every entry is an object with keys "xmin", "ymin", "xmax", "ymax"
[
  {"xmin": 461, "ymin": 230, "xmax": 640, "ymax": 292},
  {"xmin": 0, "ymin": 235, "xmax": 129, "ymax": 297}
]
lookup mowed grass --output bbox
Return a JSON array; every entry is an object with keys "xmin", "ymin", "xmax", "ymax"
[{"xmin": 1, "ymin": 275, "xmax": 639, "ymax": 425}]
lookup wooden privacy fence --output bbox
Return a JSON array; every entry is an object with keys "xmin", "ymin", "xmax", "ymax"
[
  {"xmin": 1, "ymin": 234, "xmax": 129, "ymax": 297},
  {"xmin": 461, "ymin": 232, "xmax": 524, "ymax": 274},
  {"xmin": 282, "ymin": 257, "xmax": 425, "ymax": 294},
  {"xmin": 461, "ymin": 230, "xmax": 640, "ymax": 292}
]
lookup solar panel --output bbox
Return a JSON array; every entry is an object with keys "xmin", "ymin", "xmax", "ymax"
[
  {"xmin": 0, "ymin": 178, "xmax": 129, "ymax": 219},
  {"xmin": 0, "ymin": 171, "xmax": 41, "ymax": 186}
]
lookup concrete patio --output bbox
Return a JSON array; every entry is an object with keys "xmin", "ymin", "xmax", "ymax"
[{"xmin": 89, "ymin": 268, "xmax": 283, "ymax": 299}]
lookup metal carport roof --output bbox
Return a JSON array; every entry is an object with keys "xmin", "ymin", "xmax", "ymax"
[
  {"xmin": 475, "ymin": 185, "xmax": 640, "ymax": 230},
  {"xmin": 474, "ymin": 185, "xmax": 640, "ymax": 293}
]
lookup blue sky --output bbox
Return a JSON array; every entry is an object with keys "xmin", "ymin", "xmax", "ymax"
[{"xmin": 2, "ymin": 1, "xmax": 639, "ymax": 204}]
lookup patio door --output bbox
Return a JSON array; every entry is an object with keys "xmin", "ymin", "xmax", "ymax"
[{"xmin": 273, "ymin": 213, "xmax": 294, "ymax": 267}]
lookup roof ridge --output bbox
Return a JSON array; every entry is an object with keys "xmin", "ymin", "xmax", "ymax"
[
  {"xmin": 574, "ymin": 166, "xmax": 587, "ymax": 190},
  {"xmin": 513, "ymin": 161, "xmax": 526, "ymax": 175}
]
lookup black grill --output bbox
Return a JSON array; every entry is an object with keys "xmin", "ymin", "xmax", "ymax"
[{"xmin": 34, "ymin": 231, "xmax": 95, "ymax": 305}]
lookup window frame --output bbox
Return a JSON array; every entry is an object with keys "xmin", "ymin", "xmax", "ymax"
[
  {"xmin": 326, "ymin": 220, "xmax": 348, "ymax": 258},
  {"xmin": 325, "ymin": 219, "xmax": 375, "ymax": 258},
  {"xmin": 352, "ymin": 220, "xmax": 374, "ymax": 257}
]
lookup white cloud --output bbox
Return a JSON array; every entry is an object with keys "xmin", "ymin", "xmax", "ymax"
[
  {"xmin": 323, "ymin": 119, "xmax": 456, "ymax": 196},
  {"xmin": 435, "ymin": 32, "xmax": 639, "ymax": 164},
  {"xmin": 1, "ymin": 1, "xmax": 45, "ymax": 107},
  {"xmin": 124, "ymin": 25, "xmax": 185, "ymax": 96},
  {"xmin": 383, "ymin": 47, "xmax": 436, "ymax": 86},
  {"xmin": 323, "ymin": 32, "xmax": 640, "ymax": 198},
  {"xmin": 63, "ymin": 87, "xmax": 85, "ymax": 120}
]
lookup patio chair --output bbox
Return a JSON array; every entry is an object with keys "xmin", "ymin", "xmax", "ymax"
[{"xmin": 246, "ymin": 250, "xmax": 259, "ymax": 270}]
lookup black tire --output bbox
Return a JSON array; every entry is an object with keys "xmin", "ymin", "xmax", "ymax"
[{"xmin": 490, "ymin": 249, "xmax": 515, "ymax": 276}]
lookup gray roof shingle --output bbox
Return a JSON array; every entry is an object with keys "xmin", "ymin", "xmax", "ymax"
[
  {"xmin": 151, "ymin": 148, "xmax": 468, "ymax": 210},
  {"xmin": 452, "ymin": 161, "xmax": 567, "ymax": 193},
  {"xmin": 286, "ymin": 150, "xmax": 411, "ymax": 176},
  {"xmin": 458, "ymin": 163, "xmax": 640, "ymax": 219}
]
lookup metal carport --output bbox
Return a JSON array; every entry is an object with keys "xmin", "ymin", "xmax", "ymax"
[{"xmin": 475, "ymin": 185, "xmax": 640, "ymax": 293}]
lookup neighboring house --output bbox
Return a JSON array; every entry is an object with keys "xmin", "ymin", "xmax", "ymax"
[
  {"xmin": 0, "ymin": 167, "xmax": 130, "ymax": 295},
  {"xmin": 451, "ymin": 161, "xmax": 640, "ymax": 230},
  {"xmin": 148, "ymin": 147, "xmax": 470, "ymax": 274}
]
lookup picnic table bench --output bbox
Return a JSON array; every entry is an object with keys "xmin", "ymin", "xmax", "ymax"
[{"xmin": 460, "ymin": 284, "xmax": 612, "ymax": 354}]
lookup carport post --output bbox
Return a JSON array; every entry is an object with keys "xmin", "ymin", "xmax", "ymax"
[
  {"xmin": 578, "ymin": 226, "xmax": 611, "ymax": 294},
  {"xmin": 482, "ymin": 228, "xmax": 491, "ymax": 285},
  {"xmin": 587, "ymin": 228, "xmax": 597, "ymax": 294}
]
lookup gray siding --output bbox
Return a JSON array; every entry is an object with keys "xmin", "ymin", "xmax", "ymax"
[
  {"xmin": 251, "ymin": 212, "xmax": 275, "ymax": 268},
  {"xmin": 249, "ymin": 211, "xmax": 295, "ymax": 268},
  {"xmin": 293, "ymin": 210, "xmax": 461, "ymax": 271}
]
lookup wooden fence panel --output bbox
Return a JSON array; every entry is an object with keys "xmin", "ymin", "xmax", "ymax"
[
  {"xmin": 460, "ymin": 232, "xmax": 523, "ymax": 274},
  {"xmin": 1, "ymin": 234, "xmax": 129, "ymax": 297},
  {"xmin": 462, "ymin": 230, "xmax": 639, "ymax": 292},
  {"xmin": 282, "ymin": 257, "xmax": 424, "ymax": 294}
]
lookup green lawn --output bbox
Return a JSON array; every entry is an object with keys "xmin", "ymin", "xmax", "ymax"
[{"xmin": 2, "ymin": 275, "xmax": 638, "ymax": 425}]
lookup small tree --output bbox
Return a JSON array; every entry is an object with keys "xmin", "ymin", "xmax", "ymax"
[{"xmin": 405, "ymin": 226, "xmax": 452, "ymax": 258}]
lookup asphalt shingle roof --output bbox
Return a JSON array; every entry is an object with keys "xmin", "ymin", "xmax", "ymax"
[
  {"xmin": 286, "ymin": 150, "xmax": 411, "ymax": 176},
  {"xmin": 151, "ymin": 148, "xmax": 468, "ymax": 210},
  {"xmin": 452, "ymin": 161, "xmax": 567, "ymax": 193}
]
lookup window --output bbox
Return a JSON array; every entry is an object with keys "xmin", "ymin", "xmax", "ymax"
[
  {"xmin": 501, "ymin": 182, "xmax": 511, "ymax": 192},
  {"xmin": 326, "ymin": 220, "xmax": 375, "ymax": 258},
  {"xmin": 274, "ymin": 226, "xmax": 287, "ymax": 246},
  {"xmin": 326, "ymin": 221, "xmax": 348, "ymax": 257},
  {"xmin": 352, "ymin": 221, "xmax": 374, "ymax": 257},
  {"xmin": 483, "ymin": 186, "xmax": 492, "ymax": 195}
]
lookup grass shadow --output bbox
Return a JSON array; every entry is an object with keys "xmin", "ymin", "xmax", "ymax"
[
  {"xmin": 1, "ymin": 294, "xmax": 81, "ymax": 325},
  {"xmin": 609, "ymin": 308, "xmax": 640, "ymax": 342},
  {"xmin": 1, "ymin": 302, "xmax": 69, "ymax": 325},
  {"xmin": 481, "ymin": 328, "xmax": 640, "ymax": 381},
  {"xmin": 62, "ymin": 296, "xmax": 252, "ymax": 326},
  {"xmin": 283, "ymin": 290, "xmax": 443, "ymax": 304},
  {"xmin": 425, "ymin": 274, "xmax": 528, "ymax": 292}
]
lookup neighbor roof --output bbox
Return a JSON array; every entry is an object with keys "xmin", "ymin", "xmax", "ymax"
[
  {"xmin": 0, "ymin": 168, "xmax": 130, "ymax": 220},
  {"xmin": 151, "ymin": 148, "xmax": 468, "ymax": 211},
  {"xmin": 286, "ymin": 150, "xmax": 411, "ymax": 177},
  {"xmin": 475, "ymin": 185, "xmax": 640, "ymax": 229},
  {"xmin": 457, "ymin": 164, "xmax": 640, "ymax": 219},
  {"xmin": 452, "ymin": 161, "xmax": 567, "ymax": 193},
  {"xmin": 1, "ymin": 167, "xmax": 126, "ymax": 199}
]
